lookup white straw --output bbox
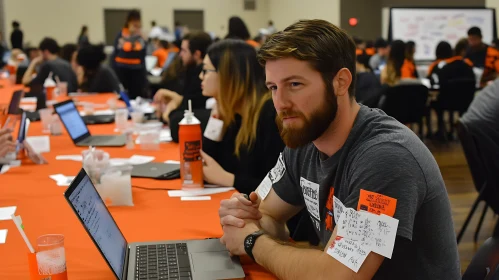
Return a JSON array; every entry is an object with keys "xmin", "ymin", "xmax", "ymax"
[
  {"xmin": 188, "ymin": 100, "xmax": 192, "ymax": 113},
  {"xmin": 11, "ymin": 214, "xmax": 35, "ymax": 253}
]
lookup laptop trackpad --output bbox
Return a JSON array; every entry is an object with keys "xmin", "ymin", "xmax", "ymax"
[{"xmin": 191, "ymin": 251, "xmax": 235, "ymax": 272}]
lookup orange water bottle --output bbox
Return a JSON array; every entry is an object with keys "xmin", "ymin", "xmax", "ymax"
[{"xmin": 178, "ymin": 100, "xmax": 204, "ymax": 189}]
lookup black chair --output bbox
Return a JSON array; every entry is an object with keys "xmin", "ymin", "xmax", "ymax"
[
  {"xmin": 456, "ymin": 120, "xmax": 499, "ymax": 244},
  {"xmin": 378, "ymin": 83, "xmax": 428, "ymax": 138},
  {"xmin": 432, "ymin": 60, "xmax": 476, "ymax": 141},
  {"xmin": 462, "ymin": 236, "xmax": 499, "ymax": 280}
]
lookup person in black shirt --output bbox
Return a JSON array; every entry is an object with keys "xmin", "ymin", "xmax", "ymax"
[
  {"xmin": 355, "ymin": 51, "xmax": 382, "ymax": 107},
  {"xmin": 194, "ymin": 39, "xmax": 284, "ymax": 192},
  {"xmin": 77, "ymin": 25, "xmax": 90, "ymax": 48},
  {"xmin": 22, "ymin": 38, "xmax": 78, "ymax": 93},
  {"xmin": 10, "ymin": 21, "xmax": 23, "ymax": 49},
  {"xmin": 77, "ymin": 44, "xmax": 121, "ymax": 93},
  {"xmin": 153, "ymin": 31, "xmax": 212, "ymax": 123}
]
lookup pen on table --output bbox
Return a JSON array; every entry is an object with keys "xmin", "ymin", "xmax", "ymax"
[
  {"xmin": 11, "ymin": 214, "xmax": 35, "ymax": 253},
  {"xmin": 2, "ymin": 116, "xmax": 10, "ymax": 129}
]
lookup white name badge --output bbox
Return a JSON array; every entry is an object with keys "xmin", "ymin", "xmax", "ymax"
[
  {"xmin": 300, "ymin": 177, "xmax": 320, "ymax": 221},
  {"xmin": 203, "ymin": 117, "xmax": 224, "ymax": 142},
  {"xmin": 268, "ymin": 153, "xmax": 286, "ymax": 184},
  {"xmin": 256, "ymin": 175, "xmax": 272, "ymax": 200}
]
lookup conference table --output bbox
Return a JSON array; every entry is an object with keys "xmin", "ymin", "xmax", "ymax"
[{"xmin": 0, "ymin": 79, "xmax": 276, "ymax": 279}]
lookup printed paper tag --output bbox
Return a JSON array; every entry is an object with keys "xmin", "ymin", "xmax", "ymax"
[
  {"xmin": 268, "ymin": 153, "xmax": 286, "ymax": 184},
  {"xmin": 300, "ymin": 177, "xmax": 320, "ymax": 221},
  {"xmin": 256, "ymin": 175, "xmax": 272, "ymax": 200},
  {"xmin": 357, "ymin": 189, "xmax": 397, "ymax": 217},
  {"xmin": 337, "ymin": 209, "xmax": 399, "ymax": 259},
  {"xmin": 203, "ymin": 117, "xmax": 224, "ymax": 142},
  {"xmin": 327, "ymin": 237, "xmax": 371, "ymax": 273},
  {"xmin": 333, "ymin": 196, "xmax": 345, "ymax": 224}
]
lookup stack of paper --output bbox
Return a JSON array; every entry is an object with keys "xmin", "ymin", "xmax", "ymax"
[
  {"xmin": 168, "ymin": 187, "xmax": 234, "ymax": 197},
  {"xmin": 49, "ymin": 174, "xmax": 75, "ymax": 187}
]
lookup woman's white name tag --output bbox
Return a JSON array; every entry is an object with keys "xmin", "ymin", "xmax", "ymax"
[{"xmin": 203, "ymin": 117, "xmax": 224, "ymax": 142}]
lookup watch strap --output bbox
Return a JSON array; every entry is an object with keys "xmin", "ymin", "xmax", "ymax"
[{"xmin": 244, "ymin": 230, "xmax": 265, "ymax": 261}]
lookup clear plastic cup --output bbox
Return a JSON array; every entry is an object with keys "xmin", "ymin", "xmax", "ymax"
[
  {"xmin": 98, "ymin": 164, "xmax": 134, "ymax": 206},
  {"xmin": 39, "ymin": 108, "xmax": 53, "ymax": 133},
  {"xmin": 131, "ymin": 111, "xmax": 144, "ymax": 124},
  {"xmin": 115, "ymin": 108, "xmax": 128, "ymax": 131},
  {"xmin": 36, "ymin": 234, "xmax": 67, "ymax": 276},
  {"xmin": 138, "ymin": 130, "xmax": 161, "ymax": 150},
  {"xmin": 107, "ymin": 97, "xmax": 118, "ymax": 110},
  {"xmin": 58, "ymin": 82, "xmax": 68, "ymax": 97},
  {"xmin": 82, "ymin": 149, "xmax": 110, "ymax": 184},
  {"xmin": 50, "ymin": 115, "xmax": 63, "ymax": 136},
  {"xmin": 83, "ymin": 103, "xmax": 94, "ymax": 115}
]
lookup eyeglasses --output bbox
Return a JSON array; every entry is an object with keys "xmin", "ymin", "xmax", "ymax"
[{"xmin": 201, "ymin": 69, "xmax": 217, "ymax": 76}]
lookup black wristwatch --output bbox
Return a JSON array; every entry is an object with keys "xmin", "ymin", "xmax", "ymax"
[{"xmin": 244, "ymin": 230, "xmax": 265, "ymax": 261}]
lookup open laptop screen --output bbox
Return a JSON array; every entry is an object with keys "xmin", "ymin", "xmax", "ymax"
[
  {"xmin": 67, "ymin": 172, "xmax": 127, "ymax": 279},
  {"xmin": 54, "ymin": 102, "xmax": 89, "ymax": 140}
]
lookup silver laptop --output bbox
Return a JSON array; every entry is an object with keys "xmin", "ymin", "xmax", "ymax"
[
  {"xmin": 53, "ymin": 100, "xmax": 126, "ymax": 147},
  {"xmin": 132, "ymin": 162, "xmax": 180, "ymax": 180},
  {"xmin": 64, "ymin": 168, "xmax": 245, "ymax": 280}
]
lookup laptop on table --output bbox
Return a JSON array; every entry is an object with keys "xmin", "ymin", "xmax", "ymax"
[
  {"xmin": 53, "ymin": 100, "xmax": 126, "ymax": 147},
  {"xmin": 131, "ymin": 162, "xmax": 180, "ymax": 180},
  {"xmin": 64, "ymin": 169, "xmax": 245, "ymax": 280}
]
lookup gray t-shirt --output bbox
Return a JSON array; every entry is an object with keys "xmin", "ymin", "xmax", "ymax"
[
  {"xmin": 461, "ymin": 79, "xmax": 499, "ymax": 176},
  {"xmin": 271, "ymin": 105, "xmax": 460, "ymax": 280},
  {"xmin": 30, "ymin": 57, "xmax": 78, "ymax": 93}
]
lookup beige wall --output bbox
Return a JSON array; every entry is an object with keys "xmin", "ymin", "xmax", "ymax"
[
  {"xmin": 268, "ymin": 0, "xmax": 341, "ymax": 31},
  {"xmin": 3, "ymin": 0, "xmax": 270, "ymax": 47},
  {"xmin": 486, "ymin": 0, "xmax": 499, "ymax": 37}
]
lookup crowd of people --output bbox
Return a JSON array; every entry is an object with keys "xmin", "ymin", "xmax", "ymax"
[{"xmin": 1, "ymin": 10, "xmax": 499, "ymax": 279}]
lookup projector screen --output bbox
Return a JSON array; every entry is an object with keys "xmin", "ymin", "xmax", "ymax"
[{"xmin": 389, "ymin": 8, "xmax": 497, "ymax": 61}]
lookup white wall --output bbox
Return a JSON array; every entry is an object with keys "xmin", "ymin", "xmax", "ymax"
[
  {"xmin": 486, "ymin": 0, "xmax": 499, "ymax": 36},
  {"xmin": 3, "ymin": 0, "xmax": 270, "ymax": 47},
  {"xmin": 269, "ymin": 0, "xmax": 341, "ymax": 31}
]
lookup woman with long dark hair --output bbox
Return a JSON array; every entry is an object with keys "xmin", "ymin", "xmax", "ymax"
[
  {"xmin": 381, "ymin": 40, "xmax": 417, "ymax": 85},
  {"xmin": 198, "ymin": 39, "xmax": 284, "ymax": 192},
  {"xmin": 225, "ymin": 16, "xmax": 260, "ymax": 48}
]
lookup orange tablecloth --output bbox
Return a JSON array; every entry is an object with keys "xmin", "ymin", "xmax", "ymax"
[{"xmin": 0, "ymin": 80, "xmax": 276, "ymax": 279}]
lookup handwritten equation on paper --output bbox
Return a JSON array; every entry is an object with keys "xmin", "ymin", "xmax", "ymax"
[
  {"xmin": 337, "ymin": 208, "xmax": 399, "ymax": 259},
  {"xmin": 327, "ymin": 237, "xmax": 371, "ymax": 273}
]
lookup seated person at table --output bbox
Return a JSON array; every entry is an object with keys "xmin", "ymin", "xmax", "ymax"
[
  {"xmin": 369, "ymin": 38, "xmax": 389, "ymax": 71},
  {"xmin": 175, "ymin": 39, "xmax": 284, "ymax": 191},
  {"xmin": 428, "ymin": 40, "xmax": 474, "ymax": 87},
  {"xmin": 355, "ymin": 51, "xmax": 382, "ymax": 107},
  {"xmin": 153, "ymin": 31, "xmax": 212, "ymax": 123},
  {"xmin": 152, "ymin": 36, "xmax": 170, "ymax": 68},
  {"xmin": 405, "ymin": 40, "xmax": 418, "ymax": 78},
  {"xmin": 218, "ymin": 19, "xmax": 460, "ymax": 280},
  {"xmin": 465, "ymin": 26, "xmax": 499, "ymax": 86},
  {"xmin": 461, "ymin": 79, "xmax": 499, "ymax": 208},
  {"xmin": 381, "ymin": 40, "xmax": 417, "ymax": 85},
  {"xmin": 22, "ymin": 38, "xmax": 78, "ymax": 93},
  {"xmin": 77, "ymin": 44, "xmax": 121, "ymax": 93},
  {"xmin": 60, "ymin": 43, "xmax": 78, "ymax": 73},
  {"xmin": 0, "ymin": 128, "xmax": 16, "ymax": 159}
]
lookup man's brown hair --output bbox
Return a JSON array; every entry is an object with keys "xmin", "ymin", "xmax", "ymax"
[{"xmin": 258, "ymin": 19, "xmax": 357, "ymax": 97}]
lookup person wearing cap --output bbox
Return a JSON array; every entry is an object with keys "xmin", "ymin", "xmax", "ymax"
[
  {"xmin": 369, "ymin": 38, "xmax": 389, "ymax": 71},
  {"xmin": 22, "ymin": 37, "xmax": 78, "ymax": 93},
  {"xmin": 465, "ymin": 26, "xmax": 499, "ymax": 86}
]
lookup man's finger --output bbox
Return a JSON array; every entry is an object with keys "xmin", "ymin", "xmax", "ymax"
[
  {"xmin": 249, "ymin": 192, "xmax": 261, "ymax": 205},
  {"xmin": 220, "ymin": 215, "xmax": 245, "ymax": 227},
  {"xmin": 219, "ymin": 208, "xmax": 261, "ymax": 220},
  {"xmin": 0, "ymin": 128, "xmax": 13, "ymax": 137}
]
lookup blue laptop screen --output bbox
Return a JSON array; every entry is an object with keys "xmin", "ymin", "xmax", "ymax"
[
  {"xmin": 54, "ymin": 102, "xmax": 89, "ymax": 140},
  {"xmin": 68, "ymin": 174, "xmax": 127, "ymax": 279}
]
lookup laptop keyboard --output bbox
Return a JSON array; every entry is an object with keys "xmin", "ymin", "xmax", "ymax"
[{"xmin": 135, "ymin": 243, "xmax": 192, "ymax": 280}]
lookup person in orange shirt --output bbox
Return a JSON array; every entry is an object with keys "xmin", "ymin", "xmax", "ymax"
[
  {"xmin": 381, "ymin": 40, "xmax": 417, "ymax": 85},
  {"xmin": 427, "ymin": 41, "xmax": 453, "ymax": 83},
  {"xmin": 465, "ymin": 26, "xmax": 499, "ymax": 87},
  {"xmin": 152, "ymin": 38, "xmax": 169, "ymax": 68}
]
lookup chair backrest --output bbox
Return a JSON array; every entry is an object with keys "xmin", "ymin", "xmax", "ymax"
[
  {"xmin": 438, "ymin": 60, "xmax": 476, "ymax": 112},
  {"xmin": 462, "ymin": 237, "xmax": 499, "ymax": 280},
  {"xmin": 457, "ymin": 120, "xmax": 499, "ymax": 213},
  {"xmin": 380, "ymin": 84, "xmax": 428, "ymax": 124}
]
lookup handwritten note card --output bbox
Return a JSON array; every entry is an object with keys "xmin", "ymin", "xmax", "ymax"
[
  {"xmin": 327, "ymin": 237, "xmax": 371, "ymax": 273},
  {"xmin": 333, "ymin": 196, "xmax": 345, "ymax": 224},
  {"xmin": 337, "ymin": 209, "xmax": 399, "ymax": 259}
]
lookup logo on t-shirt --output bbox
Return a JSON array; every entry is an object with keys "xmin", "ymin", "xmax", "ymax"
[
  {"xmin": 300, "ymin": 177, "xmax": 320, "ymax": 229},
  {"xmin": 268, "ymin": 153, "xmax": 286, "ymax": 184}
]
